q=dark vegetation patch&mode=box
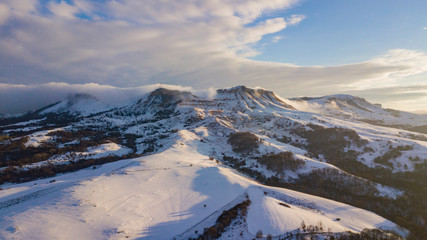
[297,125,367,158]
[334,228,403,240]
[396,145,414,151]
[407,125,427,134]
[253,220,401,240]
[0,112,78,129]
[372,145,413,168]
[256,152,305,173]
[193,198,251,240]
[228,132,259,154]
[275,135,291,144]
[373,148,402,167]
[407,132,427,142]
[0,129,112,169]
[278,202,290,208]
[373,145,413,168]
[0,153,140,184]
[0,129,144,185]
[222,155,246,169]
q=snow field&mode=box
[0,130,406,240]
[24,128,64,147]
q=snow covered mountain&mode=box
[216,85,295,111]
[287,94,427,129]
[39,93,112,116]
[1,86,426,239]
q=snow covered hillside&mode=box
[0,131,405,240]
[39,93,113,116]
[286,94,427,129]
[1,85,426,239]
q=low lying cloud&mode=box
[0,82,274,114]
[0,82,221,114]
[1,81,426,114]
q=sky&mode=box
[0,0,427,113]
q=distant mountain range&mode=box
[1,85,426,239]
[287,94,427,130]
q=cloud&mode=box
[3,81,426,114]
[0,4,10,25]
[0,82,219,114]
[286,14,306,26]
[241,17,288,44]
[236,17,291,56]
[0,0,427,113]
[346,49,427,90]
[0,0,305,86]
[271,36,282,43]
[49,1,80,19]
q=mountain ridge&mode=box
[287,93,427,129]
[1,85,426,239]
[2,86,426,129]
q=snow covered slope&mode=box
[287,94,427,127]
[0,130,405,240]
[40,93,112,116]
[216,85,295,111]
[2,85,426,239]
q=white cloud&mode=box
[286,14,306,26]
[0,0,305,87]
[0,82,171,113]
[0,82,218,113]
[0,0,427,113]
[272,35,282,43]
[49,1,80,19]
[241,17,288,44]
[347,49,427,89]
[0,4,10,25]
[7,0,37,13]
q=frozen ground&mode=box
[285,94,427,127]
[22,142,133,170]
[24,128,64,147]
[0,130,406,240]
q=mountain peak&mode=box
[39,93,111,116]
[127,88,198,115]
[288,93,427,126]
[217,85,295,110]
[217,85,270,95]
[149,88,192,98]
[142,88,196,107]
